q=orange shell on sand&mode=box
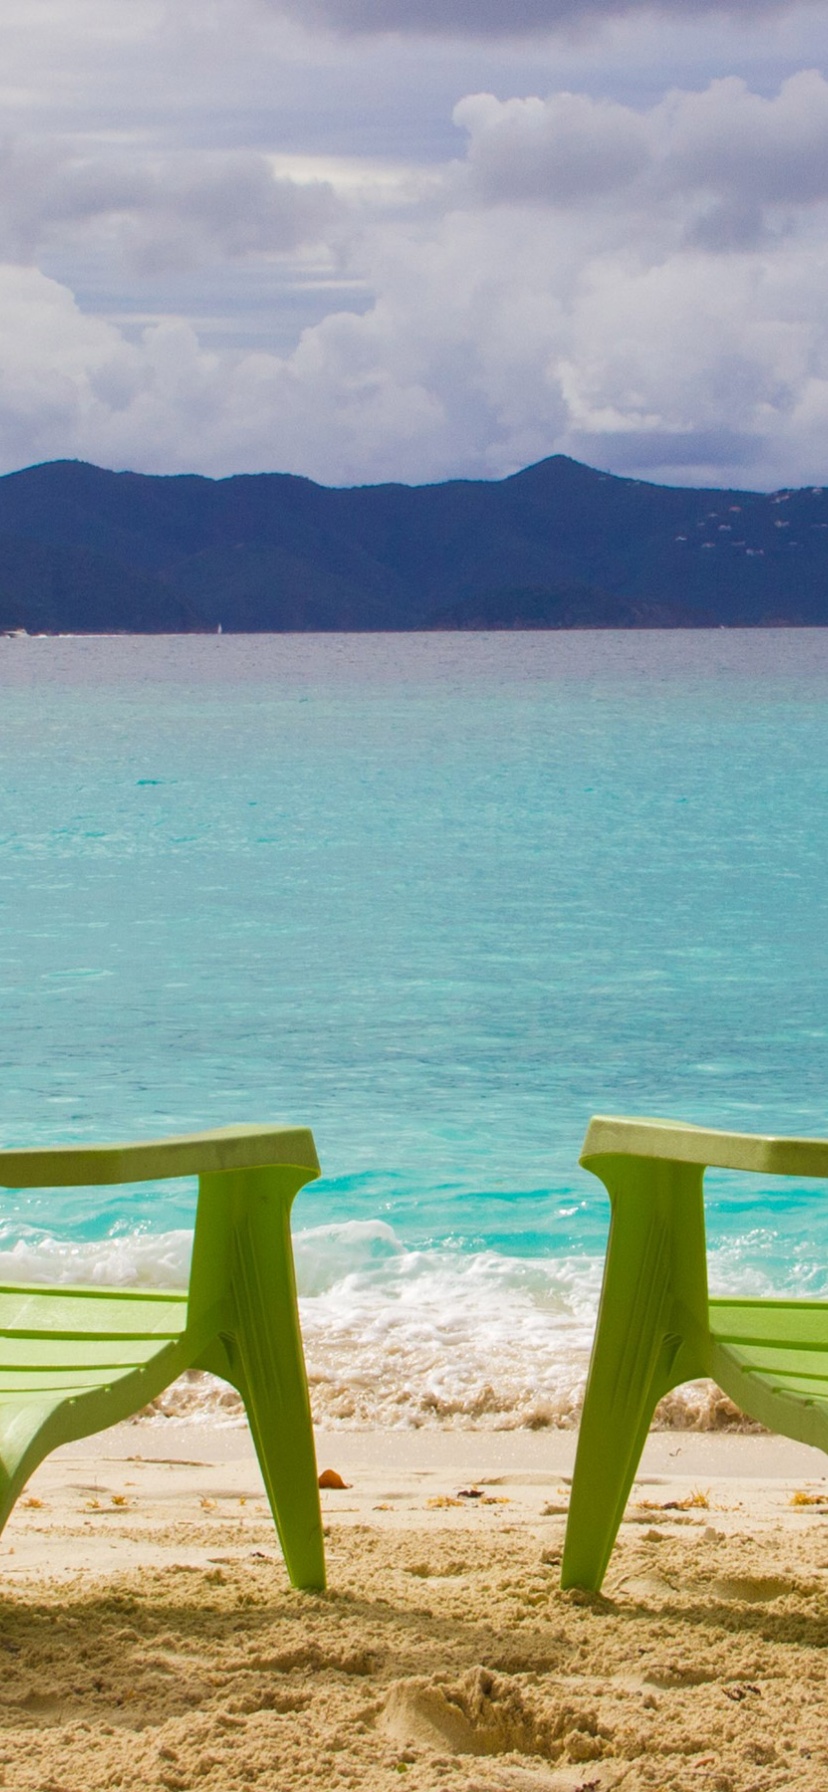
[318,1468,350,1489]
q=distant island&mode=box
[0,454,827,632]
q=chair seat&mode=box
[711,1296,828,1420]
[710,1296,828,1350]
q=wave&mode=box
[0,1228,193,1289]
[0,1216,779,1431]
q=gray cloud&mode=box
[271,0,797,37]
[453,72,828,232]
[454,91,649,204]
[0,142,339,271]
[663,71,828,206]
[568,426,761,471]
[683,197,770,252]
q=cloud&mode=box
[565,426,760,470]
[3,71,828,493]
[454,70,828,225]
[0,266,135,470]
[0,264,451,481]
[0,142,339,271]
[453,91,650,204]
[662,70,828,206]
[269,0,798,38]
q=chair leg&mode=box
[231,1191,325,1591]
[191,1166,325,1591]
[561,1154,709,1593]
[561,1337,678,1592]
[0,1404,52,1540]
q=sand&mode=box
[1,1425,828,1791]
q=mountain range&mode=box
[1,453,827,632]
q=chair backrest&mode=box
[0,1123,321,1311]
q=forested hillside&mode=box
[1,455,826,631]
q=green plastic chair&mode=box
[0,1123,325,1589]
[561,1114,828,1592]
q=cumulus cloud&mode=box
[662,70,828,206]
[270,0,795,39]
[454,70,828,228]
[0,264,451,480]
[453,91,650,204]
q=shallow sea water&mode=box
[1,630,827,1426]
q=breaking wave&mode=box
[0,1216,778,1432]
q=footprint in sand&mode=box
[380,1665,611,1770]
[709,1574,794,1603]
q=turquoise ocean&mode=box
[2,629,828,1428]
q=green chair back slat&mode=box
[0,1288,188,1338]
[562,1115,828,1594]
[0,1368,146,1393]
[0,1125,325,1590]
[0,1335,176,1369]
[759,1378,828,1398]
[709,1298,828,1348]
[725,1342,828,1378]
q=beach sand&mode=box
[1,1424,828,1791]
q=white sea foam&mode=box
[293,1221,603,1428]
[0,1229,192,1289]
[0,1217,776,1431]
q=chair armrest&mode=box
[581,1114,828,1180]
[0,1124,320,1189]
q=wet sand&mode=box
[1,1422,827,1790]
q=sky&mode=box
[2,0,828,489]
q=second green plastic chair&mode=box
[562,1114,828,1592]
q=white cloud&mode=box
[3,71,828,490]
[0,264,450,480]
[453,69,828,223]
